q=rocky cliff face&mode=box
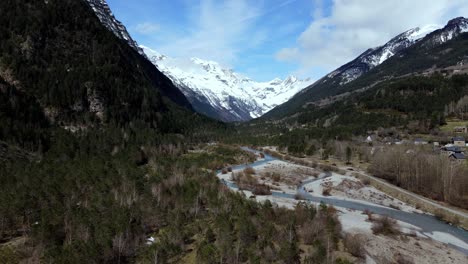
[85,0,144,55]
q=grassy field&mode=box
[440,120,468,133]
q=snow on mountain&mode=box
[142,46,313,122]
[85,0,145,55]
[422,17,468,46]
[84,0,312,122]
[331,24,441,85]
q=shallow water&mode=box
[220,147,468,254]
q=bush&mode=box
[371,216,400,236]
[343,234,365,258]
[294,193,307,200]
[336,258,353,264]
[271,173,281,182]
[395,253,414,264]
[243,167,256,175]
[363,209,373,221]
[362,178,371,185]
[0,246,18,264]
[322,188,331,196]
[196,241,218,263]
[252,184,271,195]
[447,215,460,226]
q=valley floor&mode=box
[217,149,468,263]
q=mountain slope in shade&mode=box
[264,18,468,120]
[324,25,441,87]
[0,0,193,136]
[142,46,313,122]
[85,0,145,55]
[422,17,468,46]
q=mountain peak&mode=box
[321,22,445,86]
[421,16,468,47]
[447,17,467,27]
[270,78,283,84]
[190,57,220,66]
[85,0,145,56]
[141,48,313,122]
[404,24,441,42]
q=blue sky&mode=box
[107,0,468,82]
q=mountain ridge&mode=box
[264,17,468,120]
[83,0,313,122]
[85,0,145,55]
[142,46,314,122]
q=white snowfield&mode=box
[142,45,314,120]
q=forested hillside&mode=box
[0,0,192,134]
[265,27,468,120]
[234,74,468,150]
[0,1,347,263]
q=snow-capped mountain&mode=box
[313,18,468,90]
[142,46,313,122]
[327,25,441,85]
[266,17,468,120]
[85,0,312,122]
[85,0,145,55]
[422,17,468,47]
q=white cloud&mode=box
[276,0,468,78]
[153,0,261,64]
[150,0,300,66]
[135,22,160,35]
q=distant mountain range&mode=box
[142,46,313,122]
[84,0,468,125]
[85,0,312,122]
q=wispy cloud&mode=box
[276,0,468,79]
[135,22,160,35]
[145,0,303,66]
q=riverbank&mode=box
[261,146,468,230]
[216,147,468,261]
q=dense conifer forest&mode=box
[0,0,345,263]
[1,0,468,263]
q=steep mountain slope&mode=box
[328,25,440,86]
[85,0,145,55]
[143,46,313,122]
[0,0,199,152]
[264,17,468,120]
[0,2,341,263]
[83,0,312,122]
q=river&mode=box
[219,147,468,255]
